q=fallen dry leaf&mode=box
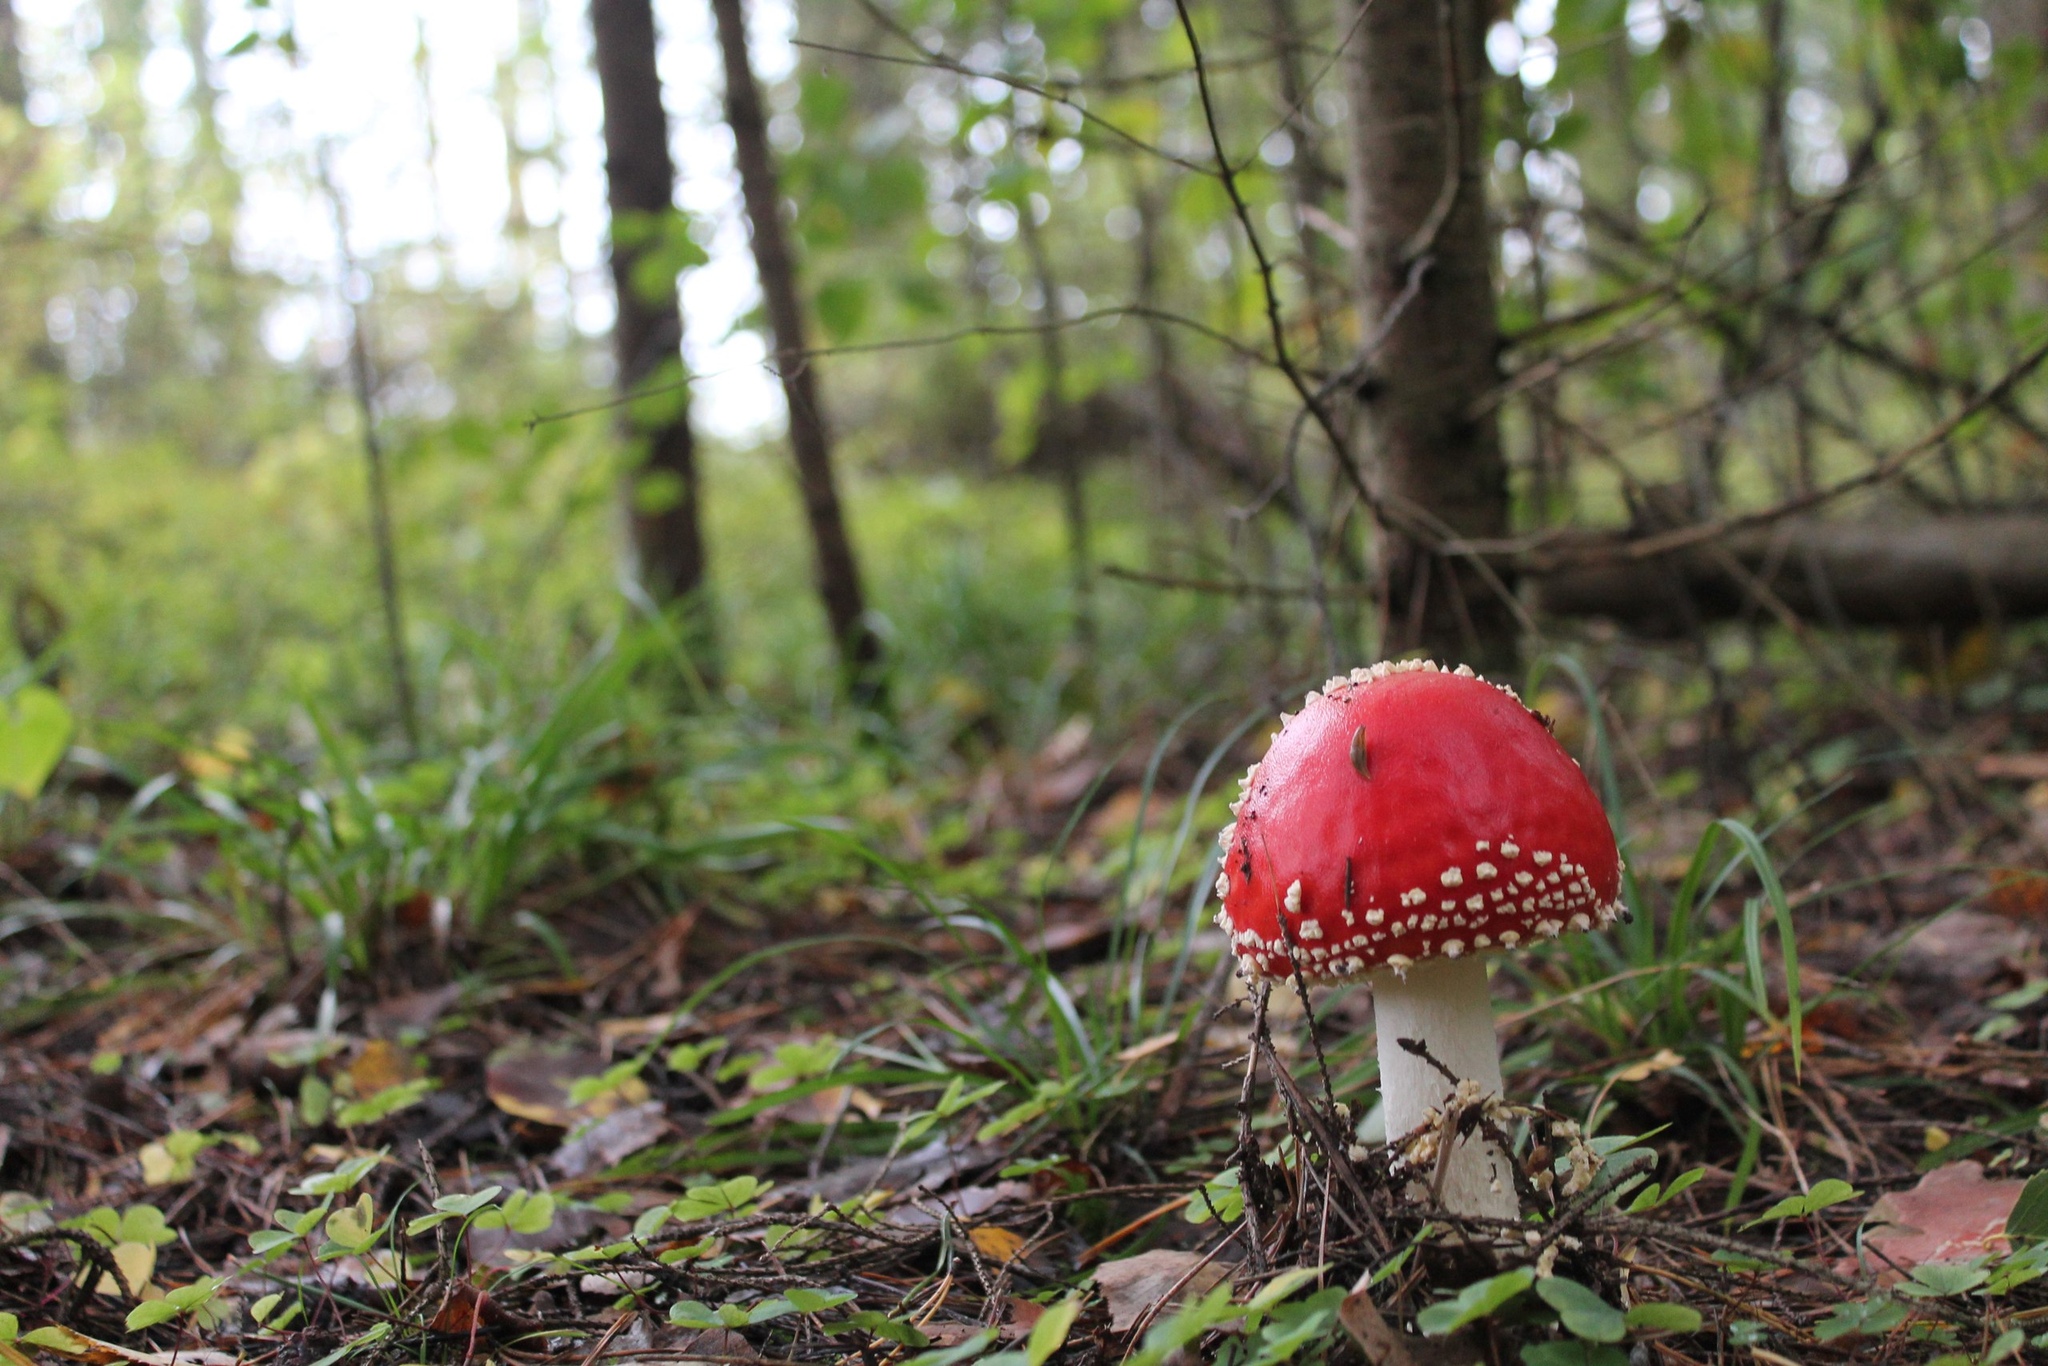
[365,984,462,1038]
[1092,1248,1231,1333]
[1898,911,2033,987]
[347,1039,417,1096]
[1987,867,2048,921]
[1860,1160,2026,1276]
[548,1100,668,1179]
[969,1225,1027,1263]
[485,1040,646,1128]
[1338,1284,1417,1366]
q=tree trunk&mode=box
[710,0,885,705]
[1337,0,1516,672]
[0,0,26,110]
[1530,516,2048,631]
[590,0,711,635]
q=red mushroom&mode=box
[1213,660,1624,1220]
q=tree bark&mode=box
[1337,0,1517,672]
[1530,516,2048,631]
[710,0,885,704]
[590,0,711,631]
[0,0,26,110]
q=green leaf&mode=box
[784,1288,855,1314]
[1416,1268,1534,1337]
[248,1229,296,1255]
[293,1152,383,1195]
[126,1301,182,1331]
[1025,1295,1082,1366]
[334,1077,434,1127]
[1626,1167,1705,1213]
[2006,1172,2048,1241]
[1898,1260,1990,1298]
[665,1037,726,1073]
[475,1189,555,1235]
[1987,1327,2026,1363]
[0,1312,15,1343]
[1622,1303,1701,1334]
[836,1311,929,1347]
[1536,1278,1626,1344]
[815,278,870,343]
[0,686,74,799]
[1183,1167,1243,1224]
[901,1328,999,1366]
[1741,1178,1861,1228]
[1813,1296,1906,1341]
[249,1294,283,1326]
[668,1301,721,1329]
[1520,1344,1630,1366]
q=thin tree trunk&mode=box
[1337,0,1517,671]
[710,0,885,704]
[591,0,712,643]
[1018,206,1096,664]
[0,0,28,109]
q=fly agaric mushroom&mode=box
[1212,660,1624,1221]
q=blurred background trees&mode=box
[4,0,2048,769]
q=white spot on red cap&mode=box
[1441,868,1465,888]
[1476,862,1498,879]
[1499,841,1520,858]
[1443,939,1465,957]
[1284,880,1303,915]
[1533,851,1553,866]
[1402,888,1426,906]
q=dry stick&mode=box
[316,145,419,755]
[1173,0,1374,525]
[1257,1030,1389,1250]
[524,304,1270,430]
[841,0,1214,177]
[1234,984,1273,1273]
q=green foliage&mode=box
[1415,1269,1535,1337]
[0,685,72,800]
[1535,1278,1625,1344]
[1740,1178,1860,1229]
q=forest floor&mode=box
[3,658,2047,1366]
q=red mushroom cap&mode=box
[1213,661,1624,982]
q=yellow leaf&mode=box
[1924,1126,1951,1152]
[1613,1048,1684,1084]
[97,1242,155,1298]
[346,1040,415,1097]
[969,1226,1027,1264]
[1115,1031,1179,1064]
[137,1145,182,1187]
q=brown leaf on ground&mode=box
[1897,911,2033,987]
[1338,1286,1417,1366]
[548,1100,668,1178]
[1092,1248,1231,1333]
[365,984,462,1038]
[485,1039,645,1127]
[1859,1160,2026,1277]
[1987,867,2048,921]
[347,1038,417,1096]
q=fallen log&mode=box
[1529,515,2048,632]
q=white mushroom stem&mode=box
[1371,954,1519,1222]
